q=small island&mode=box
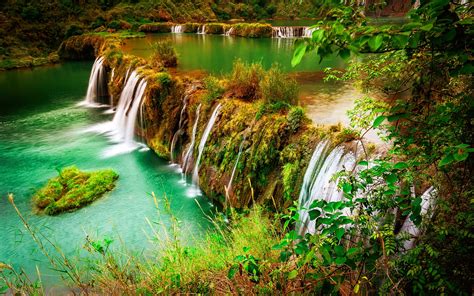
[33,166,118,215]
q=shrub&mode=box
[138,22,172,33]
[227,60,264,101]
[287,106,304,132]
[205,23,226,34]
[64,24,83,38]
[33,166,118,215]
[232,23,273,38]
[260,65,298,105]
[107,20,122,30]
[204,76,225,103]
[151,41,177,68]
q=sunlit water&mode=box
[0,62,212,286]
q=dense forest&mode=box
[0,0,472,295]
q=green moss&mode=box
[33,166,118,215]
[149,137,170,159]
[231,23,272,38]
[138,22,172,33]
[282,162,299,200]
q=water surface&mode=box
[0,62,211,286]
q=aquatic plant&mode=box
[33,166,118,215]
[260,64,298,106]
[226,60,264,101]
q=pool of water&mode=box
[0,62,212,286]
[123,33,362,125]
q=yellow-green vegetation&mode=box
[231,23,273,38]
[138,22,172,33]
[33,166,118,215]
[150,41,178,68]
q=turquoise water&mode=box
[0,62,212,285]
[123,33,346,75]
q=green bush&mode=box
[260,65,298,105]
[204,76,225,103]
[151,41,178,68]
[287,106,304,132]
[64,24,83,38]
[33,166,118,215]
[227,60,264,101]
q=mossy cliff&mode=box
[61,34,360,209]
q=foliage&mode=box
[204,75,225,103]
[289,1,473,294]
[286,106,304,132]
[227,60,264,100]
[150,40,177,68]
[260,64,298,106]
[33,166,118,215]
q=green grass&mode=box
[33,166,118,215]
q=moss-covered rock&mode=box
[33,166,118,215]
[138,22,173,33]
[231,23,273,38]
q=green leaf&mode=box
[394,162,408,170]
[288,270,298,280]
[420,22,433,31]
[312,30,325,43]
[386,173,398,185]
[372,115,386,128]
[292,42,307,67]
[309,209,321,220]
[342,183,352,194]
[358,160,369,166]
[335,245,345,257]
[335,256,347,265]
[438,154,454,167]
[339,48,351,60]
[393,34,409,48]
[368,35,383,51]
[335,228,345,241]
[228,265,238,279]
[346,247,359,257]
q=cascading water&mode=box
[192,103,222,186]
[225,27,235,36]
[170,90,193,163]
[297,142,356,235]
[182,104,201,174]
[272,26,314,38]
[171,25,184,33]
[84,56,108,105]
[197,25,207,34]
[226,135,246,197]
[399,187,436,249]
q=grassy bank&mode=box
[33,166,118,215]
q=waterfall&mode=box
[225,27,235,36]
[110,71,148,144]
[182,104,201,174]
[297,142,356,235]
[400,187,436,249]
[170,90,192,163]
[171,25,184,33]
[226,135,246,195]
[85,56,108,105]
[272,26,313,38]
[197,25,207,34]
[192,103,222,185]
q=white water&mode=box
[225,27,235,36]
[84,56,107,105]
[192,103,222,185]
[272,26,315,38]
[86,70,148,157]
[400,187,436,249]
[170,92,190,163]
[197,25,207,34]
[226,135,246,196]
[297,142,356,235]
[182,104,201,174]
[171,25,184,33]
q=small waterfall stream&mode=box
[226,135,246,196]
[225,27,235,36]
[171,25,184,33]
[171,86,197,163]
[297,142,356,235]
[85,56,108,105]
[182,104,201,174]
[272,26,315,38]
[192,103,222,185]
[197,25,207,34]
